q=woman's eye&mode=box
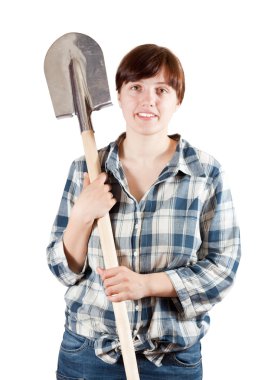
[130,85,141,91]
[157,88,168,95]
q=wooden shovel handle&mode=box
[81,130,140,380]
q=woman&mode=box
[47,44,241,380]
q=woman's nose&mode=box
[140,89,155,107]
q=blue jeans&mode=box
[56,328,202,380]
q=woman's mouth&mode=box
[136,112,158,120]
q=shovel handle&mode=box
[81,130,140,380]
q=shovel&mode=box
[44,32,140,380]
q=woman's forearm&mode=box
[63,216,94,273]
[143,272,177,298]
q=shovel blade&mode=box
[44,32,112,118]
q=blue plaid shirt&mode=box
[47,133,241,367]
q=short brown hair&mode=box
[115,44,185,104]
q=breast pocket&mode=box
[141,193,202,271]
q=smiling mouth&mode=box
[136,112,158,119]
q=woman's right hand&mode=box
[70,172,117,227]
[63,172,116,273]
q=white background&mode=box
[1,1,267,379]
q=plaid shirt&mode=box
[47,133,241,367]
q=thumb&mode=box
[96,267,105,278]
[82,172,90,189]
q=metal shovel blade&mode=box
[44,32,112,119]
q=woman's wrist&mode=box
[70,204,95,230]
[142,272,177,298]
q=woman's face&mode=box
[117,68,179,137]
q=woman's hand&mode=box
[97,266,177,301]
[71,172,117,227]
[62,172,116,273]
[97,266,147,302]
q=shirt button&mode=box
[135,305,139,311]
[133,251,137,257]
[133,329,138,335]
[134,224,139,229]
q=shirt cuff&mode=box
[165,269,197,319]
[51,238,88,285]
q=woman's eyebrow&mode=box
[154,81,170,85]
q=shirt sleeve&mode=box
[46,160,88,286]
[166,169,241,319]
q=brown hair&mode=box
[115,44,185,104]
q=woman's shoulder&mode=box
[180,138,223,179]
[71,140,115,172]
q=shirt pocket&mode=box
[140,207,201,271]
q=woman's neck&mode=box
[119,130,175,163]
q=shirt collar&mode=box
[104,133,123,174]
[168,134,207,178]
[105,132,206,179]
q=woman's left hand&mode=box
[97,266,147,302]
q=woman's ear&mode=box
[175,102,180,111]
